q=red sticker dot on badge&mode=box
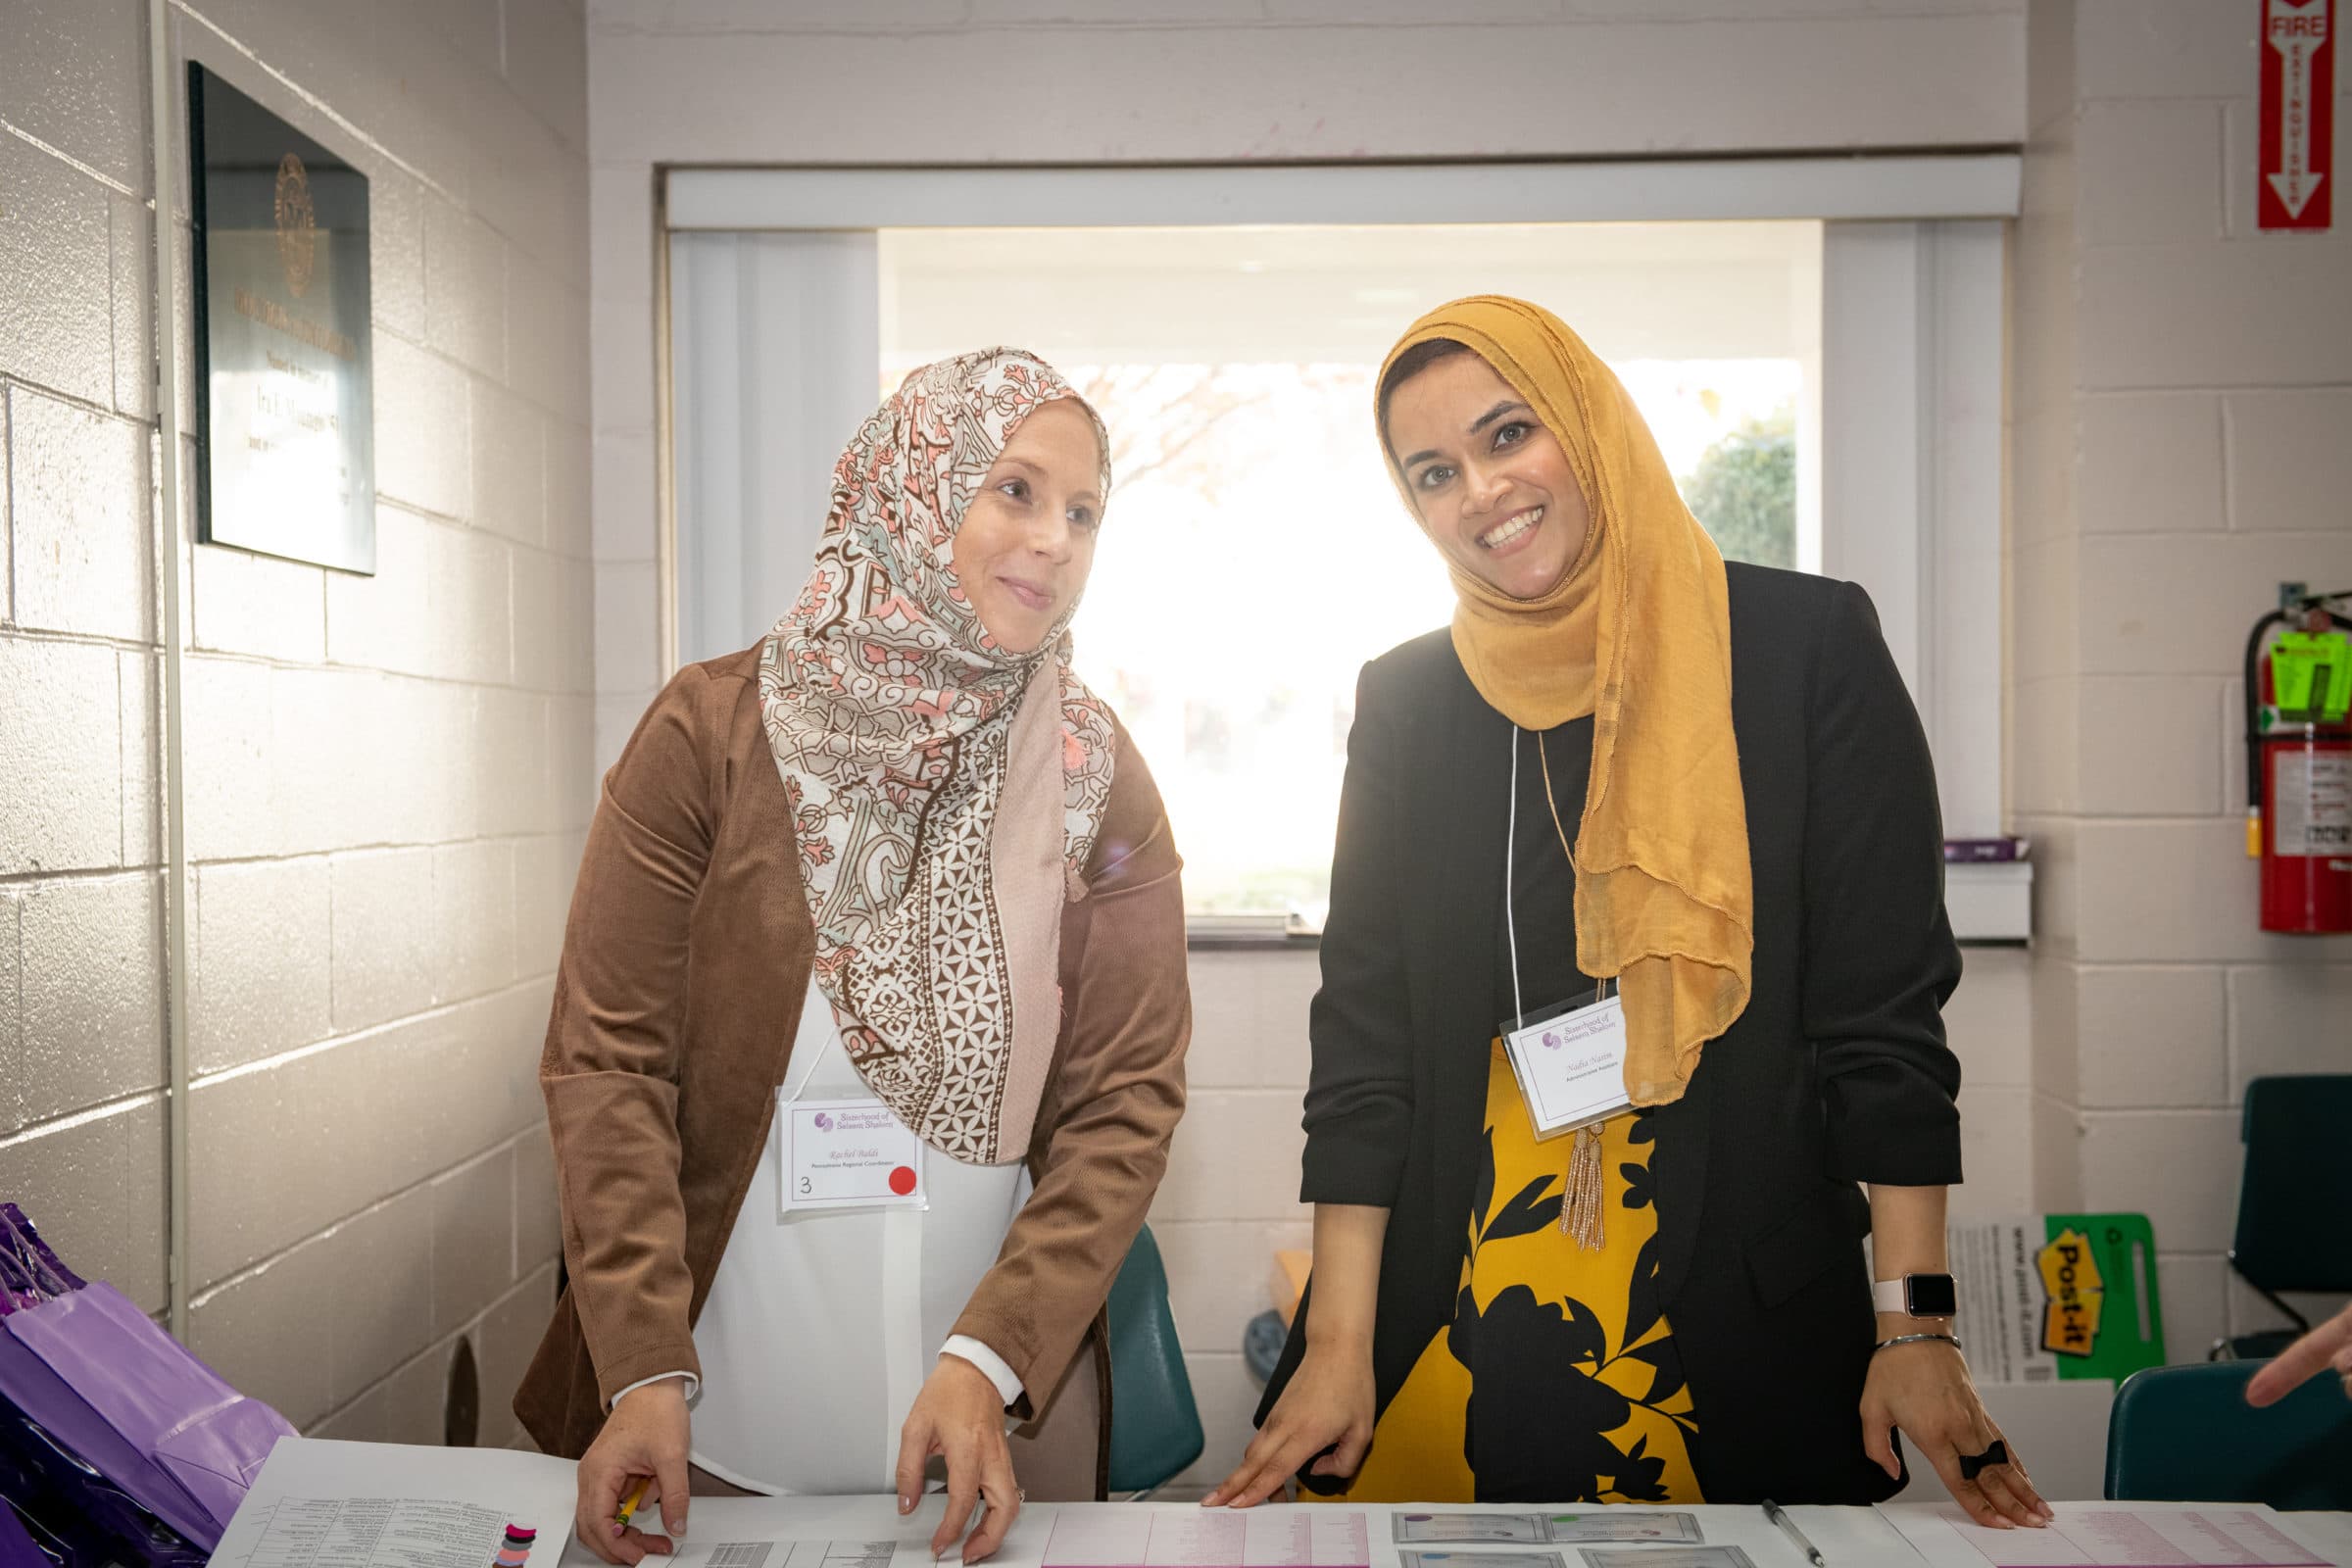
[889,1165,917,1196]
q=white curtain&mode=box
[669,231,879,666]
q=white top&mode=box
[675,978,1033,1494]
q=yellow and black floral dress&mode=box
[1332,1068,1701,1504]
[1333,716,1702,1506]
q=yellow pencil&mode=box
[614,1478,651,1531]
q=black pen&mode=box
[1761,1498,1826,1567]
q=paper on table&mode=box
[1394,1514,1550,1544]
[1043,1507,1371,1568]
[662,1541,901,1568]
[1544,1513,1704,1544]
[1398,1551,1564,1568]
[209,1439,576,1568]
[1574,1550,1753,1568]
[1878,1501,2334,1568]
[1390,1512,1702,1545]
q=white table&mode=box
[553,1495,2352,1568]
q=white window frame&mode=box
[661,156,2023,932]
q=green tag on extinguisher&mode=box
[2271,630,2352,723]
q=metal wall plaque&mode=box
[188,64,374,573]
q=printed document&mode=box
[1879,1501,2333,1568]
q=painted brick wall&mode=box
[0,0,591,1448]
[2015,0,2352,1366]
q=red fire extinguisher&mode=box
[2244,592,2352,934]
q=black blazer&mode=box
[1258,564,1965,1505]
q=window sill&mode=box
[1187,862,2035,951]
[1186,912,1321,952]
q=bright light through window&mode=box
[881,223,1821,925]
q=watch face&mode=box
[1908,1274,1959,1317]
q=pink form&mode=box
[1041,1510,1371,1568]
[1959,1507,2327,1568]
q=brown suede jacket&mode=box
[514,645,1190,1461]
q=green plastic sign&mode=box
[2272,630,2352,723]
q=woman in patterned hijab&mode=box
[759,350,1122,1167]
[528,350,1191,1567]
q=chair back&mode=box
[2232,1075,2352,1294]
[2106,1360,2352,1510]
[1105,1225,1204,1496]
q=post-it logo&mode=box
[2035,1227,2105,1357]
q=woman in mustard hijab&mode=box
[1210,298,2049,1526]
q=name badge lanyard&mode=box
[1503,725,1625,1250]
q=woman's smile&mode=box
[1475,504,1546,555]
[998,573,1053,612]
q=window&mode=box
[664,158,2015,932]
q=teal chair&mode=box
[2213,1075,2352,1360]
[1105,1225,1204,1497]
[2106,1359,2352,1510]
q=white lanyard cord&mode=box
[1506,725,1525,1027]
[784,991,838,1106]
[1505,725,1614,1018]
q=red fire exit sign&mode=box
[2260,0,2335,230]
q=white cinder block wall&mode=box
[2015,0,2352,1366]
[586,0,2039,1490]
[0,0,592,1447]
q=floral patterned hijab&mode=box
[758,349,1117,1164]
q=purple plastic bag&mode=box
[0,1206,80,1319]
[0,1332,217,1547]
[4,1282,292,1541]
[0,1395,208,1567]
[0,1502,40,1568]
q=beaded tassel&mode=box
[1562,1124,1605,1250]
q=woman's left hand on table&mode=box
[1861,1333,2053,1529]
[898,1354,1021,1565]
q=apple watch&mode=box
[1873,1273,1958,1317]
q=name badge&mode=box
[779,1095,926,1213]
[1500,990,1633,1140]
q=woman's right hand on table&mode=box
[1202,1342,1376,1508]
[576,1377,691,1564]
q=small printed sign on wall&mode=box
[2259,0,2335,231]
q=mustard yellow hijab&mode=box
[1379,296,1752,1106]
